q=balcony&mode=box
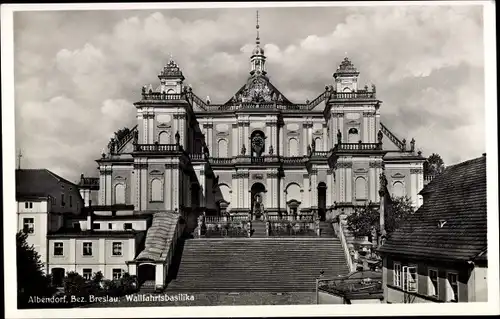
[134,143,182,154]
[141,92,184,101]
[328,90,376,100]
[333,142,382,152]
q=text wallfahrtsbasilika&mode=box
[126,293,195,302]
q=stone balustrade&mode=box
[134,143,181,153]
[333,142,382,152]
[141,92,184,100]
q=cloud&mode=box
[14,5,485,180]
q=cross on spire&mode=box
[256,10,260,45]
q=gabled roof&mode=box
[378,155,487,262]
[16,169,78,199]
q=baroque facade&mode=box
[95,26,426,223]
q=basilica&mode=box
[94,25,425,222]
[44,17,427,292]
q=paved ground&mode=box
[81,291,317,307]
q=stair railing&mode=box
[337,220,355,272]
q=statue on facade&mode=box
[108,138,116,154]
[175,131,180,145]
[311,139,316,152]
[402,138,407,151]
[269,145,274,155]
[379,172,388,193]
[377,130,383,144]
[241,144,247,155]
[307,145,312,156]
[337,129,342,145]
[142,85,147,94]
[410,138,415,152]
[371,84,376,92]
[203,145,209,159]
[253,194,263,219]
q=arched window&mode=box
[343,87,352,92]
[159,131,170,144]
[289,138,299,156]
[218,139,228,157]
[355,177,367,200]
[348,127,360,143]
[314,137,322,151]
[151,178,163,202]
[286,183,301,203]
[114,184,126,204]
[393,181,405,198]
[251,130,265,157]
[166,89,175,94]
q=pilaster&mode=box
[303,173,310,207]
[326,169,333,207]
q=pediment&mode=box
[391,172,405,179]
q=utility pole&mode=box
[17,149,23,170]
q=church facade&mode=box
[95,27,426,225]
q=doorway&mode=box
[251,182,266,220]
[317,182,327,221]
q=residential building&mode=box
[16,169,83,272]
[378,155,487,303]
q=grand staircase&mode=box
[166,237,350,292]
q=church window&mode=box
[314,137,322,151]
[392,181,405,198]
[114,184,125,204]
[251,131,265,157]
[217,139,228,157]
[355,177,367,200]
[151,178,163,202]
[159,131,170,144]
[348,127,360,143]
[289,138,299,156]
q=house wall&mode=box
[384,256,474,303]
[47,237,136,280]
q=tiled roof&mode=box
[16,169,78,199]
[135,211,180,262]
[378,155,487,262]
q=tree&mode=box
[346,196,415,238]
[424,153,445,177]
[16,231,54,308]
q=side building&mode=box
[16,169,84,272]
[378,154,487,303]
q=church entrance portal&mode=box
[251,183,266,220]
[318,182,327,221]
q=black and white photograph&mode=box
[2,1,498,318]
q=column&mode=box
[131,167,137,209]
[311,169,318,208]
[303,173,310,207]
[173,166,179,210]
[339,164,345,202]
[179,114,185,148]
[149,114,155,144]
[232,124,238,157]
[369,164,377,202]
[99,170,105,205]
[322,123,328,151]
[238,174,244,208]
[199,169,205,209]
[363,113,369,143]
[238,123,243,155]
[143,114,149,144]
[271,124,277,152]
[173,116,178,144]
[141,164,148,209]
[308,124,313,147]
[243,175,249,209]
[375,165,382,199]
[208,123,213,154]
[266,125,271,150]
[331,115,338,147]
[302,124,308,155]
[375,111,381,137]
[244,123,250,152]
[266,173,273,209]
[105,168,112,206]
[370,114,376,143]
[231,172,238,208]
[278,125,283,156]
[338,114,344,142]
[326,170,333,207]
[280,177,285,209]
[273,177,278,208]
[345,163,352,203]
[166,165,172,210]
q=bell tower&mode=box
[333,56,360,93]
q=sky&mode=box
[13,4,486,182]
